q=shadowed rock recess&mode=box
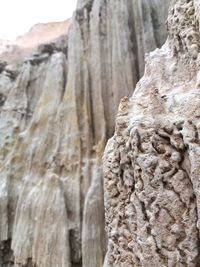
[0,0,169,266]
[103,0,200,266]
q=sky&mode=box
[0,0,77,40]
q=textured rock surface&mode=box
[0,19,71,65]
[0,0,169,266]
[104,0,200,266]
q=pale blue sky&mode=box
[0,0,77,40]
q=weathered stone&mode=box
[37,43,55,55]
[0,20,71,65]
[0,0,169,266]
[0,61,7,73]
[4,65,18,80]
[24,53,50,65]
[104,0,200,266]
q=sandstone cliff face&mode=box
[0,0,169,266]
[104,0,200,266]
[0,19,71,65]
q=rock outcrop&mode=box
[104,0,200,266]
[0,0,169,266]
[0,19,71,65]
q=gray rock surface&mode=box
[104,0,200,266]
[0,0,169,266]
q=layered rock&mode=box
[104,0,200,266]
[0,19,71,65]
[0,0,169,266]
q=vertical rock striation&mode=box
[104,0,200,266]
[0,0,169,266]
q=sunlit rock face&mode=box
[0,0,169,266]
[0,19,71,65]
[104,0,200,266]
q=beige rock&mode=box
[0,0,169,266]
[104,0,200,266]
[0,19,71,65]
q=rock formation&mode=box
[0,19,71,65]
[104,0,200,266]
[0,0,169,266]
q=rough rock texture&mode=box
[104,0,200,266]
[0,0,169,267]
